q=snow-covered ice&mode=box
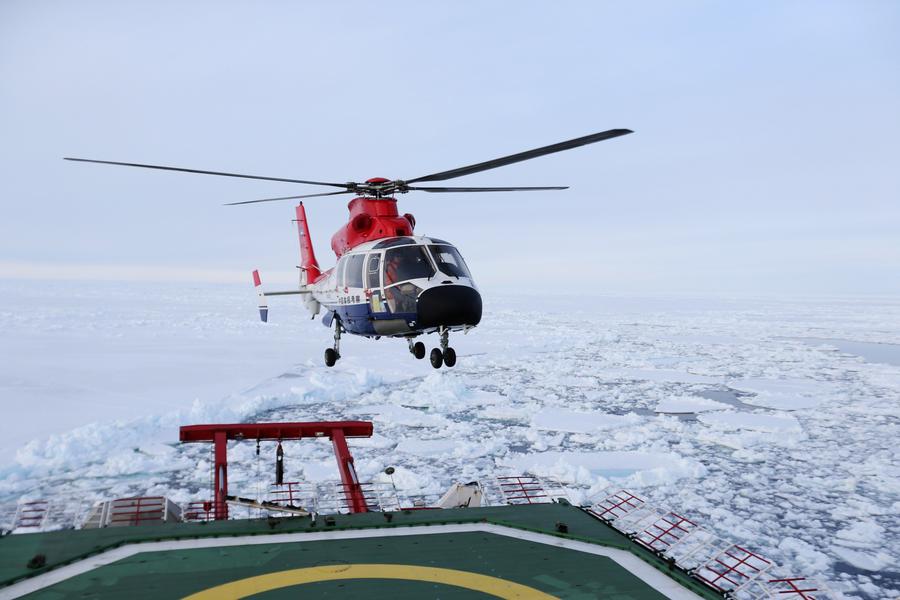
[532,408,643,432]
[728,377,829,410]
[655,394,732,413]
[1,281,899,599]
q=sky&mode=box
[1,1,898,296]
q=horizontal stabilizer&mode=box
[252,270,311,322]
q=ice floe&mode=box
[728,377,830,410]
[654,394,731,413]
[531,409,642,433]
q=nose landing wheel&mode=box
[443,347,457,367]
[429,328,457,369]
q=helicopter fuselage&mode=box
[310,234,482,339]
[282,196,482,340]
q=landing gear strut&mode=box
[325,318,341,367]
[430,328,457,369]
[408,338,426,360]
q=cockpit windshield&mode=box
[428,245,471,279]
[383,245,435,285]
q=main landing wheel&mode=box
[430,348,443,369]
[443,347,457,368]
[324,348,338,367]
[413,341,426,360]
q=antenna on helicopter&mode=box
[64,128,633,204]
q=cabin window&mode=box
[335,256,347,287]
[428,245,471,279]
[345,254,365,288]
[383,245,435,284]
[366,253,381,289]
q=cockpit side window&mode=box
[383,246,435,285]
[366,253,381,289]
[345,254,365,288]
[428,245,471,279]
[335,256,347,287]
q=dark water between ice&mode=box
[648,389,756,421]
[793,337,900,367]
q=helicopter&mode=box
[65,128,632,368]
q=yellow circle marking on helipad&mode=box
[182,563,556,599]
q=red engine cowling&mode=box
[330,197,415,257]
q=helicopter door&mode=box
[366,253,386,313]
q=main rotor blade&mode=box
[64,158,349,188]
[224,190,354,205]
[406,129,632,183]
[408,186,568,193]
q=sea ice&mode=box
[654,395,731,413]
[2,282,898,599]
[531,409,642,433]
[728,377,829,410]
[697,411,804,433]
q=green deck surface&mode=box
[0,504,721,599]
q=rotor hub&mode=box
[349,177,408,198]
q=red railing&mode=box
[268,482,308,508]
[183,500,214,522]
[589,490,644,520]
[767,577,822,599]
[695,544,772,592]
[635,512,697,553]
[14,500,49,528]
[333,483,381,511]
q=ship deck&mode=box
[0,503,721,599]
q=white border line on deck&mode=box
[0,523,703,599]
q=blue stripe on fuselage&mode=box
[333,302,416,336]
[335,303,375,335]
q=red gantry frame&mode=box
[179,421,374,519]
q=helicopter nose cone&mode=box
[416,285,482,329]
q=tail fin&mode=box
[295,203,321,284]
[252,269,268,322]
